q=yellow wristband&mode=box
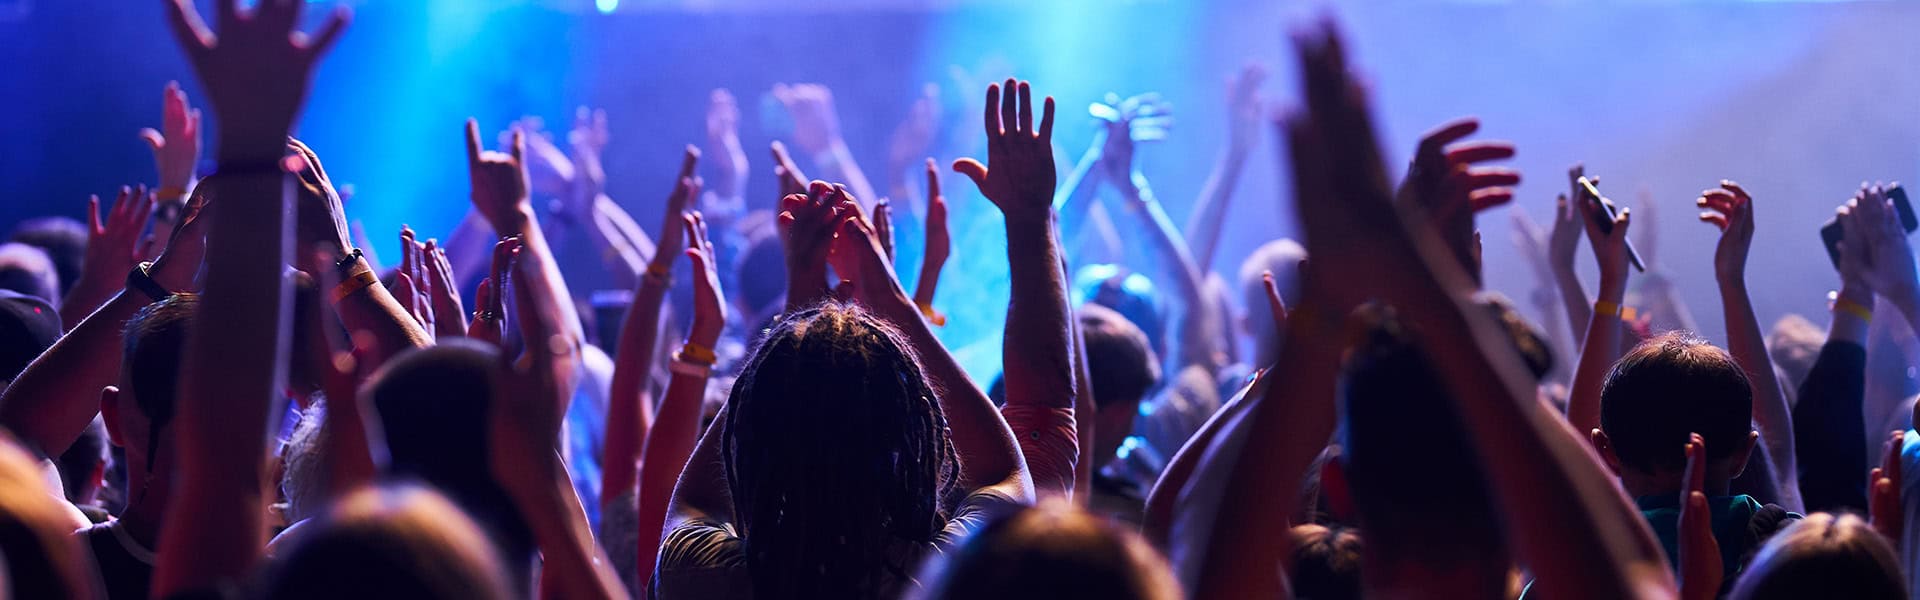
[918,302,947,327]
[1594,299,1623,318]
[677,342,716,366]
[1835,296,1874,322]
[329,269,379,304]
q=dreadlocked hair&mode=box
[722,300,960,599]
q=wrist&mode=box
[1596,275,1628,303]
[1837,283,1875,310]
[491,207,536,236]
[216,135,289,168]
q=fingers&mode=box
[1262,271,1287,328]
[140,128,166,152]
[1443,141,1515,164]
[952,158,989,191]
[509,128,526,164]
[1417,117,1480,156]
[925,157,941,200]
[983,82,1002,138]
[999,79,1018,138]
[1016,81,1033,135]
[1467,188,1514,212]
[164,0,213,59]
[465,119,484,166]
[1719,179,1752,202]
[677,144,701,180]
[873,200,896,263]
[1684,432,1707,496]
[87,196,104,235]
[307,6,351,59]
[1038,96,1056,142]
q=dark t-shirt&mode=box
[78,519,155,600]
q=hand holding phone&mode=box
[1578,176,1646,272]
[1822,184,1918,269]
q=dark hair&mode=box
[123,293,198,445]
[9,217,87,295]
[1337,305,1505,572]
[1074,264,1166,361]
[365,341,534,571]
[0,243,58,303]
[1599,332,1752,473]
[1728,513,1905,600]
[1079,303,1160,411]
[260,484,511,600]
[1289,524,1363,600]
[733,214,787,320]
[911,499,1179,600]
[723,301,957,599]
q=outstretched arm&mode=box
[1183,63,1265,271]
[953,79,1078,497]
[1551,170,1593,346]
[1699,181,1801,512]
[775,83,880,208]
[152,0,346,593]
[1791,187,1880,513]
[1566,188,1633,438]
[466,119,583,350]
[63,187,155,325]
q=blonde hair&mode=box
[1728,513,1905,600]
[0,432,98,597]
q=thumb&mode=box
[951,158,989,191]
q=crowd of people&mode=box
[3,1,1920,599]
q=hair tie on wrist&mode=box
[678,342,717,366]
[1835,296,1874,322]
[329,269,379,304]
[918,302,947,327]
[1594,299,1623,318]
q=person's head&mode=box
[911,499,1179,600]
[0,243,59,306]
[0,289,62,388]
[365,340,533,566]
[281,403,329,525]
[100,293,196,497]
[1289,524,1363,600]
[260,483,511,600]
[1079,304,1160,466]
[1073,265,1166,360]
[0,432,100,598]
[1336,304,1509,596]
[1238,239,1305,364]
[1593,332,1757,495]
[55,417,109,507]
[1727,512,1904,600]
[9,216,87,295]
[724,300,956,598]
[1768,314,1822,392]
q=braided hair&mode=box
[722,301,959,599]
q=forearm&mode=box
[332,258,431,368]
[519,457,629,600]
[1182,148,1248,270]
[1052,140,1105,244]
[0,290,145,457]
[322,394,378,502]
[1070,309,1096,502]
[1720,278,1801,510]
[1143,379,1254,549]
[498,211,584,343]
[1532,288,1574,384]
[1791,328,1868,513]
[60,279,123,330]
[1568,274,1626,435]
[156,170,295,596]
[881,293,1028,497]
[1002,219,1077,412]
[1188,326,1337,598]
[634,368,708,596]
[1116,178,1216,370]
[602,276,669,507]
[1554,261,1592,347]
[588,195,653,292]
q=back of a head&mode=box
[1079,304,1161,414]
[365,340,532,561]
[0,433,98,598]
[1768,314,1822,389]
[261,484,512,600]
[1238,239,1305,353]
[1600,332,1753,474]
[1337,306,1506,581]
[122,293,198,439]
[724,300,956,598]
[1728,513,1905,600]
[911,499,1179,600]
[734,215,787,323]
[9,217,86,296]
[0,243,58,305]
[55,417,108,504]
[1073,265,1166,360]
[0,290,62,385]
[1289,524,1363,600]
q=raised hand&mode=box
[567,107,610,217]
[888,83,943,176]
[424,241,465,339]
[706,89,749,201]
[1870,430,1904,549]
[507,116,576,202]
[1678,433,1723,600]
[772,83,845,156]
[650,148,703,275]
[86,186,156,284]
[872,199,897,263]
[1225,63,1267,157]
[953,78,1057,224]
[771,141,809,199]
[828,197,911,312]
[162,0,348,164]
[682,211,727,348]
[138,81,202,200]
[1554,166,1591,269]
[778,181,846,310]
[148,187,210,292]
[465,119,532,233]
[1697,181,1755,284]
[1582,191,1633,296]
[1395,117,1519,282]
[1854,184,1920,310]
[287,138,352,274]
[391,226,435,336]
[468,236,522,347]
[1262,270,1288,337]
[914,158,950,311]
[1092,92,1171,182]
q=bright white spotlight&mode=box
[596,0,617,14]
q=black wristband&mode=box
[333,248,365,276]
[126,262,172,303]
